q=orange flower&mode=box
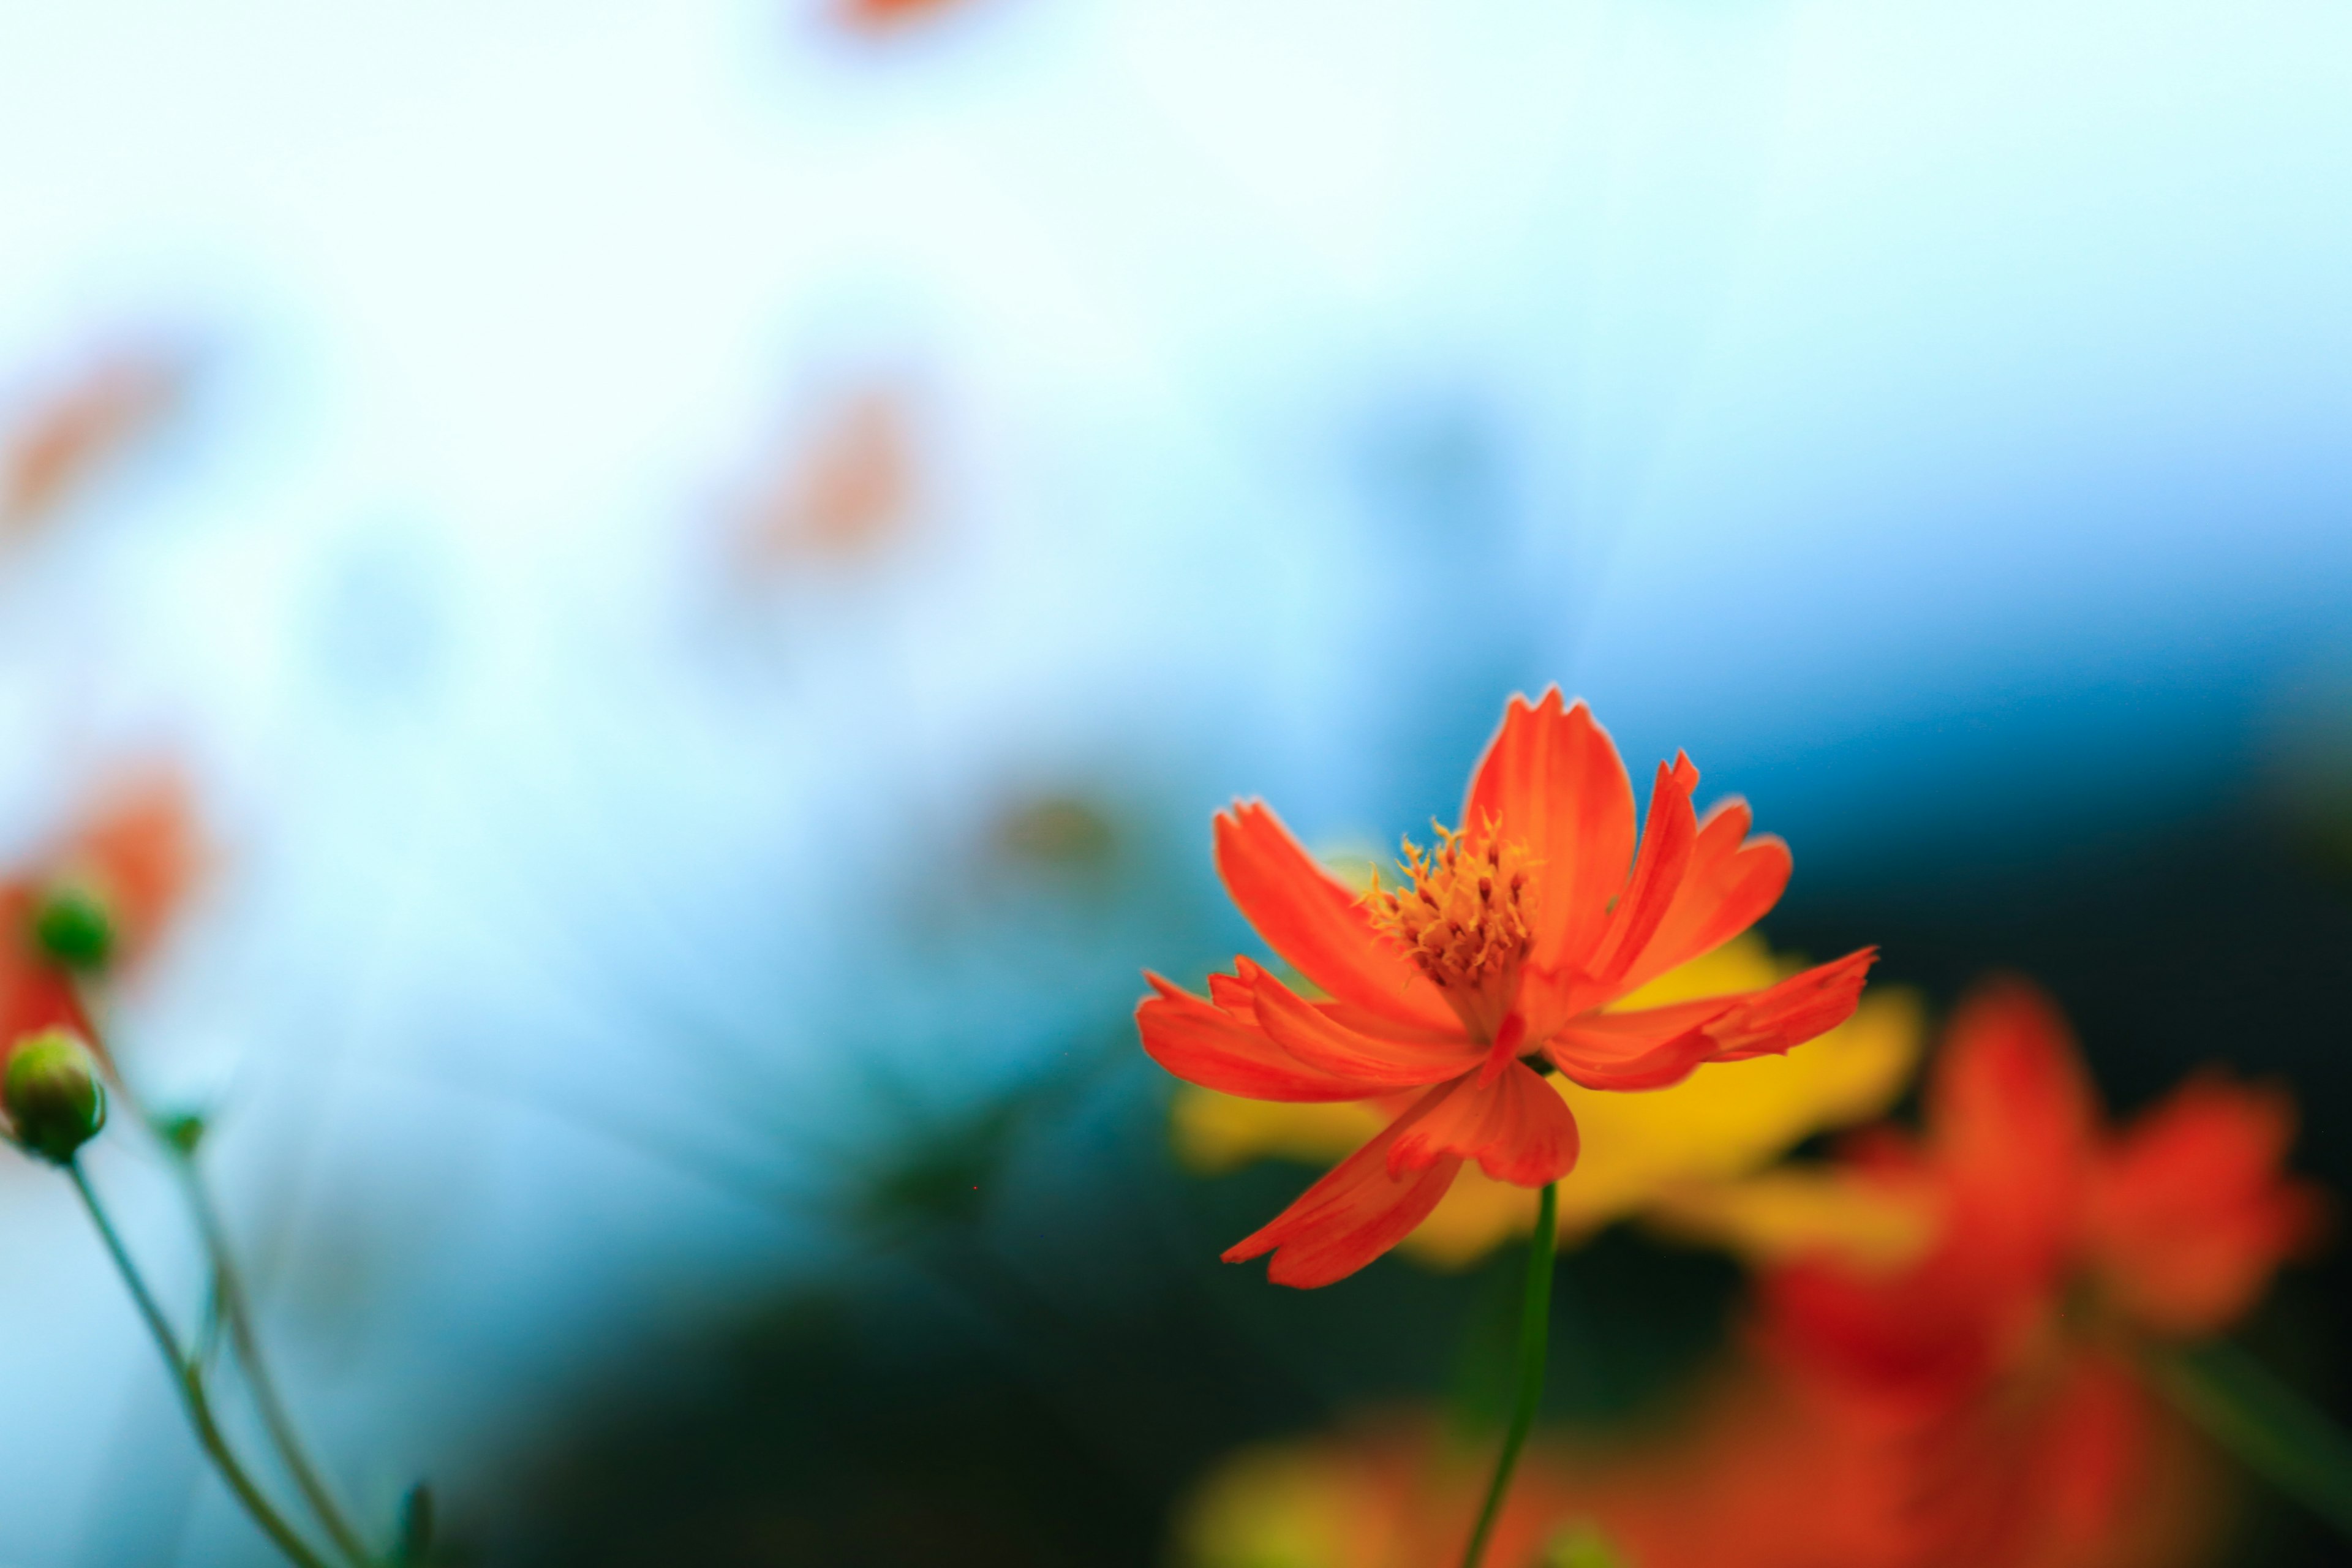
[1741,979,2321,1566]
[2,345,184,539]
[1137,691,1876,1287]
[1553,1353,2223,1568]
[731,384,918,576]
[1761,979,2324,1408]
[0,771,202,1062]
[1174,1370,2223,1568]
[834,0,974,32]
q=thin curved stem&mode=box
[69,972,376,1568]
[173,1156,377,1566]
[1460,1180,1558,1568]
[2152,1338,2352,1541]
[68,1161,339,1568]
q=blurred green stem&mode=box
[68,1161,339,1568]
[169,1150,379,1567]
[1461,1180,1558,1568]
[73,971,379,1568]
[2151,1338,2352,1541]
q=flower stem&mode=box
[68,972,378,1568]
[1460,1180,1558,1568]
[2150,1338,2352,1541]
[172,1153,379,1567]
[67,1161,339,1568]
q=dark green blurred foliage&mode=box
[394,1482,436,1568]
[489,1059,1735,1567]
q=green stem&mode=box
[2150,1338,2352,1540]
[68,1161,339,1568]
[173,1155,378,1567]
[1461,1181,1558,1568]
[71,971,377,1568]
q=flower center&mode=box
[1365,822,1536,1032]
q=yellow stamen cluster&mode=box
[1365,823,1537,995]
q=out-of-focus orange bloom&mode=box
[1564,1354,2222,1568]
[1762,979,2324,1407]
[1137,691,1876,1287]
[833,0,976,33]
[1,347,185,539]
[731,385,917,575]
[1722,979,2321,1566]
[0,771,202,1063]
[1175,1366,2222,1568]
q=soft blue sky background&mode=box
[1,0,2349,1560]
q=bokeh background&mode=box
[2,0,2350,1563]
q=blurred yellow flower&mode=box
[1170,935,1924,1268]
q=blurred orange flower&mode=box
[1137,691,1875,1287]
[1177,1365,2222,1568]
[1760,979,2323,1404]
[0,771,202,1063]
[1,345,185,540]
[1565,1353,2222,1568]
[833,0,975,34]
[731,384,918,576]
[1727,978,2323,1566]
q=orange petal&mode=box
[0,932,96,1054]
[1514,960,1611,1043]
[1546,949,1876,1088]
[1314,1000,1471,1046]
[1136,974,1389,1102]
[1581,755,1701,994]
[2086,1073,2328,1336]
[1223,1088,1466,1287]
[1700,948,1879,1063]
[1243,959,1483,1087]
[1545,996,1735,1090]
[1609,801,1792,997]
[1214,803,1459,1035]
[1387,1062,1580,1186]
[1929,979,2099,1251]
[1462,691,1635,975]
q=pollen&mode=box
[1365,821,1537,995]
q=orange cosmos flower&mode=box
[1761,978,2325,1409]
[1548,1352,2223,1568]
[1738,979,2322,1567]
[1137,691,1876,1287]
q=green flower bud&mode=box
[154,1108,208,1157]
[31,882,115,972]
[4,1029,107,1164]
